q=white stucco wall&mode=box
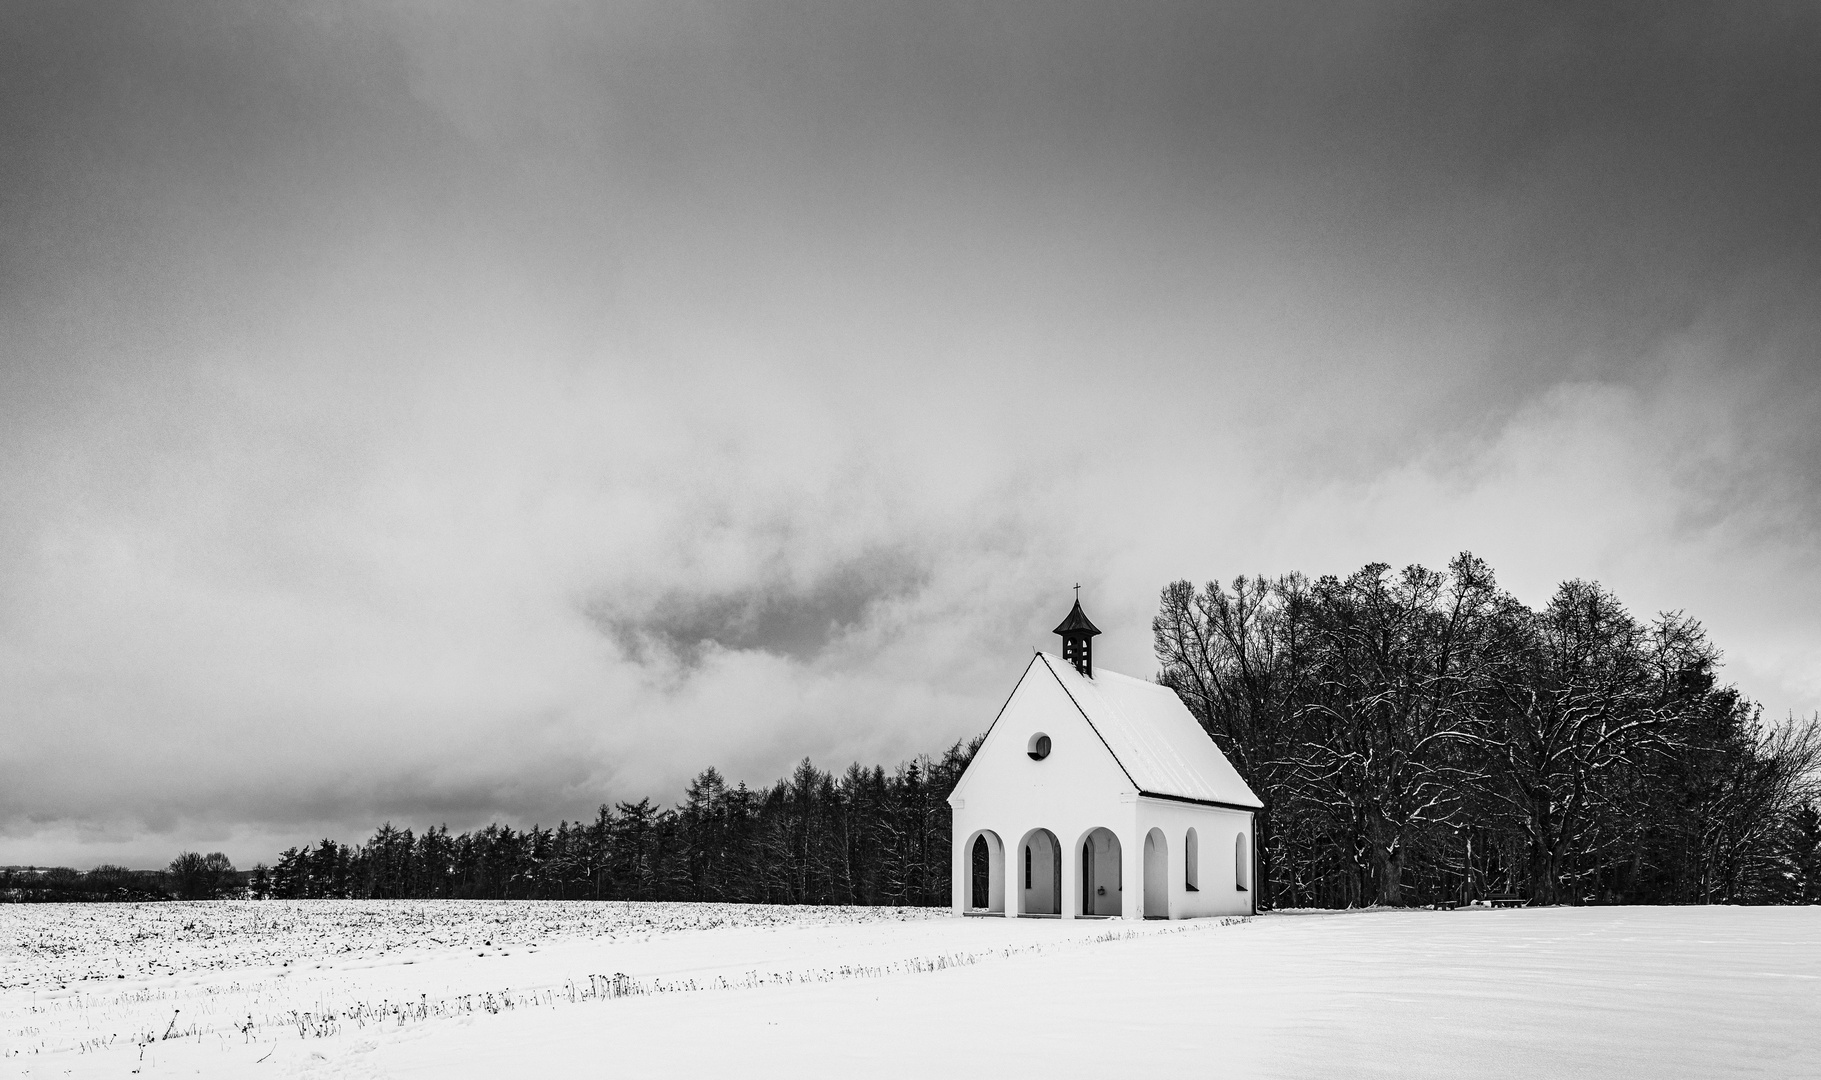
[949,659,1256,920]
[1131,798,1255,918]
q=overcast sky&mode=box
[4,2,1818,868]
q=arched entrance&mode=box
[1078,827,1122,917]
[965,830,1005,914]
[1143,828,1168,918]
[1017,829,1062,915]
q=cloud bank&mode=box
[2,2,1817,866]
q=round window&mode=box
[1027,733,1052,760]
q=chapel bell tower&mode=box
[1052,592,1101,677]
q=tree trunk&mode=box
[1256,803,1277,909]
[1371,815,1406,907]
[1526,796,1562,905]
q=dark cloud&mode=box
[593,549,929,666]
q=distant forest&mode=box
[253,746,980,905]
[1,853,244,903]
[9,555,1818,908]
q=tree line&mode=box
[255,745,977,904]
[1154,554,1821,909]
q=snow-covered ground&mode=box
[4,902,1817,1078]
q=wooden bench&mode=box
[1485,893,1526,908]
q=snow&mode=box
[5,903,1818,1077]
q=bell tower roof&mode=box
[1051,599,1101,638]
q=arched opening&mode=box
[1185,828,1200,891]
[1077,827,1123,917]
[973,836,989,904]
[965,830,1005,914]
[1017,828,1062,915]
[1143,828,1168,918]
[1235,832,1250,892]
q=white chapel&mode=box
[948,599,1262,919]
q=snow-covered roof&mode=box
[1031,652,1263,809]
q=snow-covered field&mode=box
[4,902,1817,1078]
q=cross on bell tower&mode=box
[1052,588,1101,678]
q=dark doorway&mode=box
[1081,840,1094,914]
[972,835,990,909]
